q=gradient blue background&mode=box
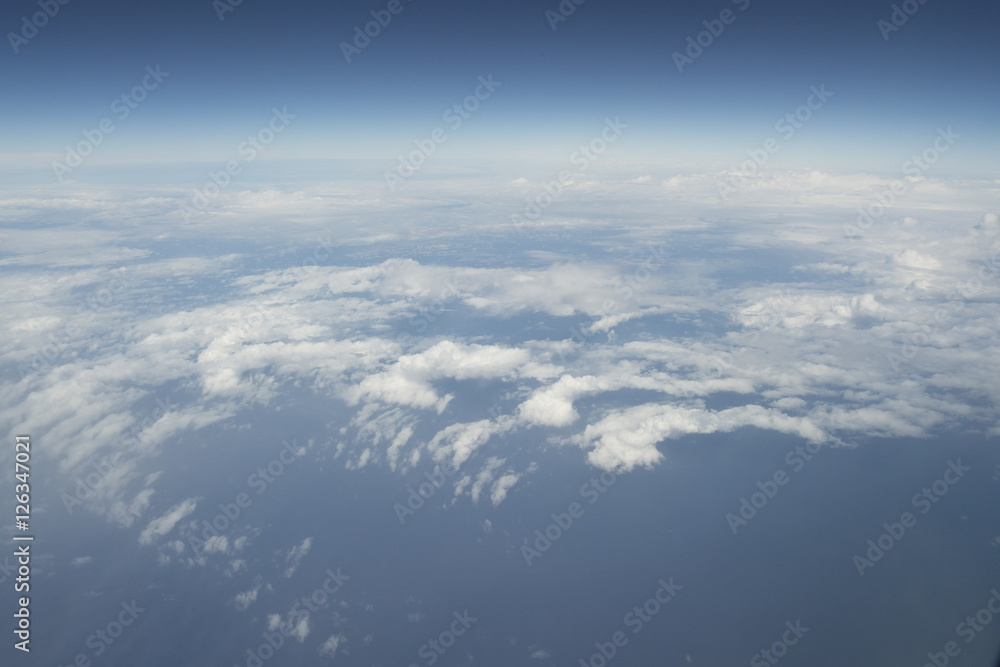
[2,0,998,177]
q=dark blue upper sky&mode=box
[2,0,998,176]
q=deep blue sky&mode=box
[2,0,998,176]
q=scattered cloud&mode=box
[283,537,313,578]
[138,498,199,546]
[319,634,347,658]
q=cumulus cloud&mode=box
[517,375,608,427]
[573,403,828,471]
[347,340,533,413]
[1,177,998,538]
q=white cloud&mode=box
[469,457,505,504]
[234,585,260,611]
[203,535,229,554]
[490,473,521,506]
[319,634,347,658]
[268,610,311,643]
[573,403,828,471]
[138,498,198,545]
[517,375,607,427]
[1,177,998,536]
[347,340,533,413]
[427,418,514,469]
[292,615,310,642]
[283,537,313,578]
[108,487,155,528]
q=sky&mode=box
[1,0,999,175]
[2,1,1000,666]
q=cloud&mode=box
[203,535,229,554]
[107,487,156,528]
[138,498,198,545]
[1,178,998,539]
[469,457,505,503]
[517,375,608,427]
[427,418,514,469]
[234,585,260,611]
[226,559,247,577]
[490,473,521,506]
[292,616,310,642]
[266,611,311,642]
[319,634,347,658]
[573,403,828,471]
[70,556,93,566]
[894,249,942,270]
[283,537,313,578]
[347,340,533,413]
